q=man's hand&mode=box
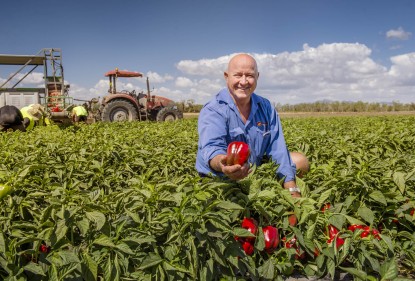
[210,154,251,180]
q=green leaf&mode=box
[0,232,6,253]
[357,206,374,225]
[380,258,398,281]
[317,189,332,207]
[86,211,106,230]
[139,253,163,270]
[339,266,367,280]
[82,252,98,281]
[24,261,46,276]
[258,259,274,279]
[369,190,387,206]
[233,228,256,239]
[256,190,276,201]
[216,201,244,210]
[115,242,134,255]
[393,171,406,194]
[93,235,116,248]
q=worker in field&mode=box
[196,54,309,224]
[0,105,26,132]
[20,104,50,131]
[71,104,88,124]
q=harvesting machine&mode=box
[0,48,73,122]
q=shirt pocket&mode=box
[229,127,246,141]
[252,126,271,163]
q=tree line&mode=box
[177,100,415,113]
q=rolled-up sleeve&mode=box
[196,104,228,175]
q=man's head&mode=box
[224,53,259,103]
[0,105,26,132]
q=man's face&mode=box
[224,55,259,102]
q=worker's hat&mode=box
[27,104,46,120]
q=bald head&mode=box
[227,53,258,74]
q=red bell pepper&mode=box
[348,224,382,240]
[235,217,258,255]
[262,226,279,253]
[39,244,50,254]
[360,226,371,238]
[241,240,254,256]
[240,217,258,242]
[321,203,331,212]
[282,236,305,259]
[327,225,344,249]
[226,141,250,166]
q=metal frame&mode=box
[0,48,72,119]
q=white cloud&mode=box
[175,77,194,88]
[386,27,412,40]
[2,43,415,106]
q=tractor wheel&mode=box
[101,100,138,122]
[156,107,183,122]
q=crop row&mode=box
[0,115,414,280]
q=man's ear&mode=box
[224,72,228,80]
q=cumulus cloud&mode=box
[2,43,415,106]
[175,77,194,88]
[386,27,412,40]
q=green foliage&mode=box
[0,116,414,280]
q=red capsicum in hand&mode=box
[226,141,250,166]
[262,226,279,253]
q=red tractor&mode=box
[97,68,183,122]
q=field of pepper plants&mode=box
[0,114,414,281]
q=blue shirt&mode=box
[195,88,296,182]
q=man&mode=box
[20,104,48,131]
[196,53,309,198]
[71,104,88,124]
[0,105,26,132]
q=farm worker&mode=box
[71,104,88,124]
[196,53,309,217]
[20,104,48,131]
[0,105,26,132]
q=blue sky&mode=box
[1,0,414,105]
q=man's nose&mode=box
[240,76,249,84]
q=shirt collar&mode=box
[216,88,260,116]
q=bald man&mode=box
[196,53,309,198]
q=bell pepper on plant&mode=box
[262,226,279,253]
[327,225,344,249]
[241,240,254,256]
[240,217,258,242]
[321,203,331,212]
[39,244,50,254]
[235,217,258,256]
[226,141,250,166]
[282,236,305,259]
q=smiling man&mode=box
[196,53,309,199]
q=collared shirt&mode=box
[195,88,296,182]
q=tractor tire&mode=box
[101,100,138,122]
[156,107,183,122]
